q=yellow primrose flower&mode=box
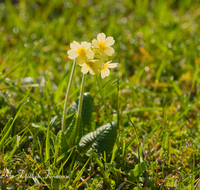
[101,61,118,79]
[81,60,104,75]
[67,41,94,65]
[92,33,115,57]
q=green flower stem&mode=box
[73,74,86,146]
[61,59,76,132]
[77,74,86,122]
[96,76,112,123]
[117,78,120,130]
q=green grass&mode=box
[0,0,200,189]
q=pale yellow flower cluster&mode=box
[67,33,118,79]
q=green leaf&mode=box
[64,99,77,128]
[127,161,147,183]
[133,187,149,190]
[0,98,29,149]
[64,113,78,147]
[79,122,117,155]
[110,142,118,164]
[45,117,50,162]
[0,179,6,190]
[65,113,85,147]
[4,135,25,162]
[64,92,96,146]
[172,81,183,96]
[73,158,90,187]
[65,92,96,134]
[162,132,169,150]
[91,152,107,178]
[81,93,96,134]
[0,91,15,115]
[55,130,69,157]
[116,182,126,190]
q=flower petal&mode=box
[92,39,99,48]
[107,63,118,68]
[89,68,95,75]
[97,33,106,42]
[104,46,114,56]
[81,63,89,74]
[85,60,102,75]
[86,49,95,59]
[81,41,91,50]
[67,50,79,59]
[101,67,110,79]
[70,41,81,50]
[105,37,115,46]
[104,67,110,76]
[101,70,105,79]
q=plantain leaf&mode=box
[65,101,77,128]
[78,122,117,155]
[127,161,147,183]
[64,113,78,147]
[65,92,96,137]
[81,93,96,134]
[55,130,69,156]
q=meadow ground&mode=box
[0,0,200,189]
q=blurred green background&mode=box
[1,0,200,80]
[1,0,200,122]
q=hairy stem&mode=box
[61,59,76,132]
[73,74,86,146]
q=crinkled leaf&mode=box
[64,113,84,147]
[55,130,69,156]
[65,101,77,127]
[81,93,96,134]
[64,113,78,146]
[79,122,117,155]
[65,92,96,135]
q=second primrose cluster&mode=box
[67,33,118,79]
